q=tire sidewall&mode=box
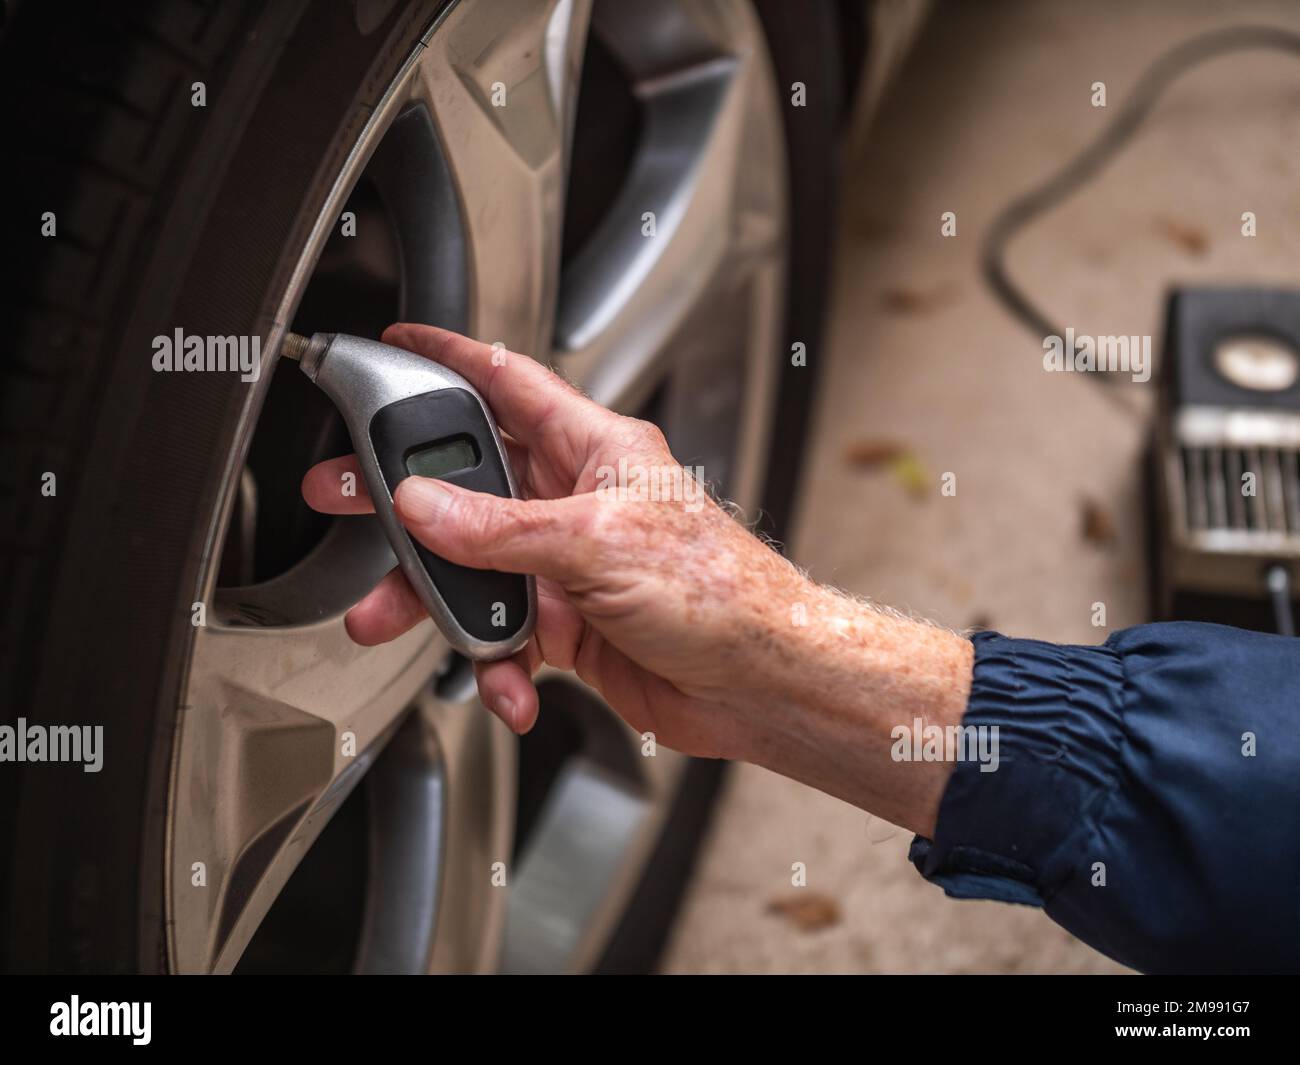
[7,0,447,973]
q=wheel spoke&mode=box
[356,687,516,973]
[554,1,785,425]
[171,522,444,973]
[501,669,685,973]
[412,0,592,355]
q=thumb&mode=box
[393,477,591,582]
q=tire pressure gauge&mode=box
[281,331,536,661]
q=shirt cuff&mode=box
[908,630,1127,908]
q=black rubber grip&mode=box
[368,389,529,643]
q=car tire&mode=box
[0,0,845,973]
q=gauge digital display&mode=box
[405,435,480,479]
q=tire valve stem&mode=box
[279,331,310,363]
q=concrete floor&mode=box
[662,0,1300,973]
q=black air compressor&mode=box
[1149,287,1300,635]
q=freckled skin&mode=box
[303,324,975,838]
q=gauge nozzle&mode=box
[278,331,331,379]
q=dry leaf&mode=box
[845,440,929,500]
[890,452,931,500]
[881,283,954,314]
[1154,217,1208,256]
[844,439,906,469]
[766,892,842,932]
[1081,497,1117,547]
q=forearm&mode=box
[736,585,974,837]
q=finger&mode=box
[393,476,592,582]
[381,323,609,443]
[303,455,374,515]
[473,655,539,734]
[343,566,428,645]
[534,578,586,672]
[501,434,532,496]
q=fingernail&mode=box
[494,695,517,728]
[396,477,453,523]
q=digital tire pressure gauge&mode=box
[281,331,536,661]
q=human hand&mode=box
[302,324,973,834]
[301,323,811,761]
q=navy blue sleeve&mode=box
[908,622,1300,974]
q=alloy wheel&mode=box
[168,0,787,974]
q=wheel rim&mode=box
[167,0,786,975]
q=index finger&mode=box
[381,323,603,443]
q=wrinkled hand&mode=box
[301,323,811,760]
